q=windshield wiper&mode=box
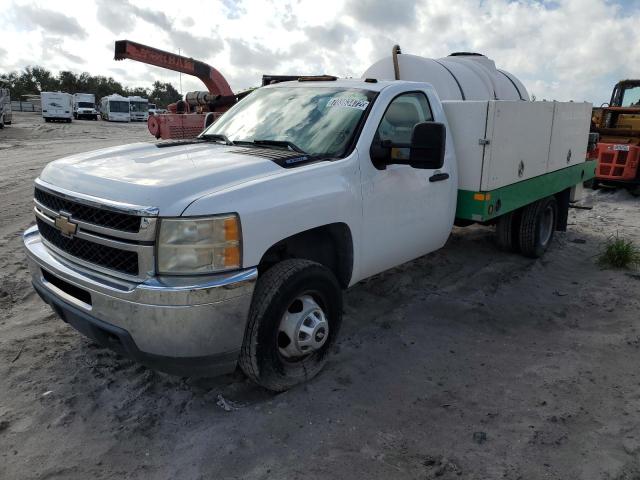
[199,133,234,146]
[250,139,307,154]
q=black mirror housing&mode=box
[370,139,392,170]
[409,122,446,169]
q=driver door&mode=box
[359,90,454,279]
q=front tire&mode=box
[239,259,342,392]
[518,196,558,258]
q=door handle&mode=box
[429,172,450,182]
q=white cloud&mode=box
[0,0,637,104]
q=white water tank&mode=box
[362,52,529,102]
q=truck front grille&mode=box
[37,218,139,276]
[35,187,141,233]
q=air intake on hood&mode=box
[229,147,318,168]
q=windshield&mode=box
[202,86,376,157]
[78,102,94,108]
[621,86,640,107]
[130,101,148,112]
[109,101,129,113]
[149,103,156,109]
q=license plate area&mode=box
[41,269,92,307]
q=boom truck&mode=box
[114,40,243,139]
[23,47,595,391]
[591,80,640,192]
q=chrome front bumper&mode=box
[23,225,257,376]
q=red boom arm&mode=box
[114,39,233,96]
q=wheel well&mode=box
[258,223,353,289]
[554,188,570,232]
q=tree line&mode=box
[0,66,182,107]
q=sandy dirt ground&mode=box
[1,112,640,480]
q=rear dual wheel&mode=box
[495,196,558,258]
[495,210,521,252]
[239,259,342,392]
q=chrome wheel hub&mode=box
[278,295,329,359]
[540,205,554,246]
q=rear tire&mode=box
[518,196,558,258]
[239,259,342,392]
[495,210,521,252]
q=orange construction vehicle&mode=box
[590,80,640,193]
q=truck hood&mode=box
[39,141,284,216]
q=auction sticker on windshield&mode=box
[327,98,370,110]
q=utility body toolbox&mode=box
[445,100,595,222]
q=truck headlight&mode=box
[157,215,241,274]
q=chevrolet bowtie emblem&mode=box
[54,214,78,237]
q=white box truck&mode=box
[73,93,98,120]
[128,96,148,121]
[23,49,596,391]
[0,88,11,127]
[100,94,130,122]
[41,92,73,123]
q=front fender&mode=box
[182,152,364,284]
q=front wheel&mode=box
[239,259,342,392]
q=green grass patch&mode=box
[598,233,640,269]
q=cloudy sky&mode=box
[0,0,638,105]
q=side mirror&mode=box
[370,139,392,169]
[370,122,446,170]
[409,122,446,169]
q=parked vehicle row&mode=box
[39,91,155,123]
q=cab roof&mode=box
[263,77,401,92]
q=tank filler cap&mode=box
[449,52,485,57]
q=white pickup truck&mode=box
[23,51,596,391]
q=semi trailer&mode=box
[23,48,595,391]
